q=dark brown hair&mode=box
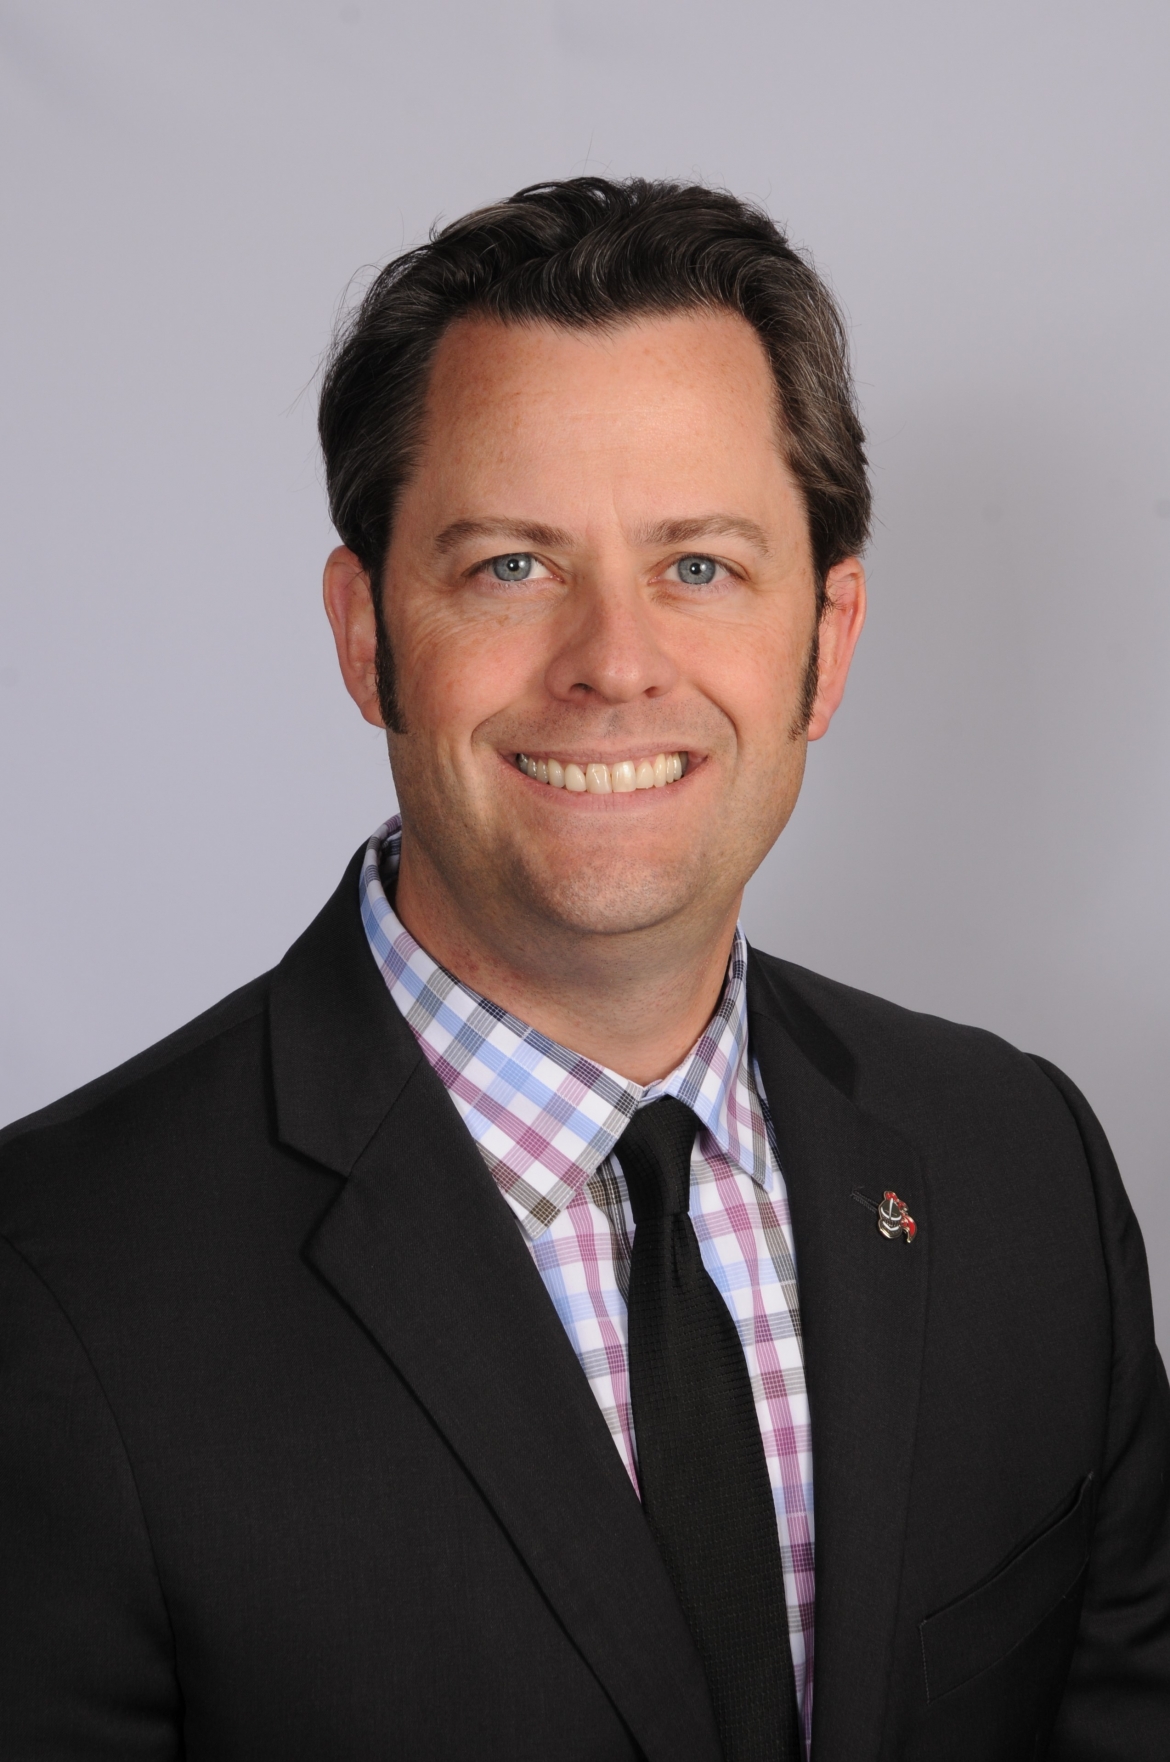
[318,176,870,727]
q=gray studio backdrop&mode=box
[2,2,1168,1339]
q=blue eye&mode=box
[677,555,717,585]
[490,553,534,581]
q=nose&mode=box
[543,574,680,707]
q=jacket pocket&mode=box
[919,1474,1094,1703]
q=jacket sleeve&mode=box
[0,1234,181,1759]
[1029,1057,1170,1761]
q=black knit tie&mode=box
[617,1096,799,1762]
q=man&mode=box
[1,178,1167,1761]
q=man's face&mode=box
[329,310,864,949]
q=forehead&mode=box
[424,308,778,430]
[412,309,792,518]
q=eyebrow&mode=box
[432,513,771,557]
[432,518,574,556]
[634,515,772,555]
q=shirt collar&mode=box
[359,817,770,1230]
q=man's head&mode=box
[320,178,868,1005]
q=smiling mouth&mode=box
[514,752,689,793]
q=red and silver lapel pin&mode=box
[877,1191,917,1244]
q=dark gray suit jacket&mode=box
[2,848,1168,1759]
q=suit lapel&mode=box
[749,953,929,1762]
[269,854,721,1762]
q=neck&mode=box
[391,838,741,1087]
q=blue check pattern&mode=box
[361,817,815,1746]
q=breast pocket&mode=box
[920,1474,1094,1704]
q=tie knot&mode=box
[615,1096,698,1223]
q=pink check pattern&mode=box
[360,818,815,1746]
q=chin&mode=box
[507,848,706,938]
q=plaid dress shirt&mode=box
[360,817,815,1744]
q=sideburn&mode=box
[791,620,821,740]
[373,588,407,735]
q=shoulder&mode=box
[749,944,1040,1081]
[748,946,1081,1147]
[0,971,274,1223]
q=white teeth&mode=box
[517,751,687,792]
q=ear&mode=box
[323,546,385,729]
[806,557,866,742]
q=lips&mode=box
[515,752,687,793]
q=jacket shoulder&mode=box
[748,946,1061,1113]
[0,971,272,1158]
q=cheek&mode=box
[692,625,808,760]
[394,604,538,744]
